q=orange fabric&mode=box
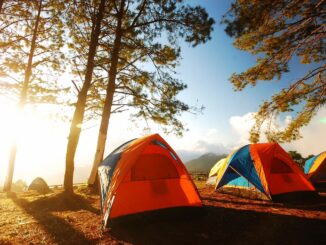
[250,143,315,196]
[270,158,293,173]
[249,144,273,197]
[110,179,201,218]
[131,154,179,181]
[103,134,202,221]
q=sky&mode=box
[0,0,325,186]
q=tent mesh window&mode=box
[152,140,178,160]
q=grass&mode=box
[0,182,325,244]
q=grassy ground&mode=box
[0,182,325,245]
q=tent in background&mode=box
[215,143,315,201]
[206,158,226,185]
[304,151,326,188]
[207,157,252,188]
[28,177,50,194]
[98,134,202,227]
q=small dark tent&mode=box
[28,177,50,194]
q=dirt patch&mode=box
[0,184,325,244]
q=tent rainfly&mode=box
[207,157,251,188]
[215,143,315,201]
[98,134,202,227]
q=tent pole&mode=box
[229,165,270,200]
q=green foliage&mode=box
[222,0,325,143]
[288,150,316,169]
[0,0,68,105]
[69,0,214,136]
[288,150,305,168]
[109,0,214,135]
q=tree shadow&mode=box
[108,205,326,245]
[25,191,100,214]
[10,192,99,245]
[202,194,326,212]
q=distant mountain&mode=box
[176,150,202,162]
[185,153,227,173]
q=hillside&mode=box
[185,153,227,173]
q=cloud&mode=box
[173,140,230,163]
[229,107,326,157]
[284,107,326,156]
[165,127,231,161]
[192,140,230,154]
[206,128,218,136]
[229,112,256,145]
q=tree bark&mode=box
[88,0,125,186]
[0,0,4,14]
[3,0,43,192]
[64,0,106,193]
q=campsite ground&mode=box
[0,182,325,245]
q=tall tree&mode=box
[63,0,108,192]
[0,0,4,14]
[88,0,214,185]
[222,0,325,143]
[1,0,65,191]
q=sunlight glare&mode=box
[0,98,68,185]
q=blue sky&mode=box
[169,0,325,152]
[174,0,282,144]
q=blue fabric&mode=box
[216,145,265,195]
[216,150,239,189]
[304,154,319,174]
[98,139,136,211]
[229,145,265,194]
[228,176,252,188]
[218,167,241,187]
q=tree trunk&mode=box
[64,0,106,193]
[87,78,116,186]
[88,0,125,186]
[0,0,4,14]
[3,0,43,192]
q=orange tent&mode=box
[215,143,315,200]
[98,134,202,227]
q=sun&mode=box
[0,97,68,185]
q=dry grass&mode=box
[0,182,325,245]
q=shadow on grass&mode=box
[27,191,100,214]
[11,192,100,245]
[109,205,326,245]
[202,194,326,212]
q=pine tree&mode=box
[63,0,108,192]
[87,0,214,185]
[222,0,325,143]
[1,0,66,191]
